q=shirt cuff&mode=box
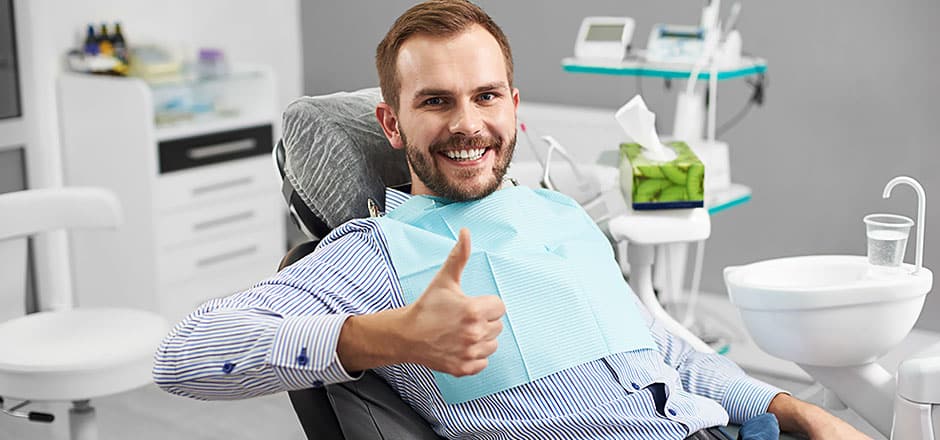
[720,376,787,425]
[269,314,363,389]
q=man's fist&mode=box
[402,228,506,376]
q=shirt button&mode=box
[668,409,677,416]
[631,382,641,390]
[221,362,235,374]
[296,354,309,366]
[312,380,324,388]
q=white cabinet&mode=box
[58,68,286,323]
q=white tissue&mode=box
[614,95,677,162]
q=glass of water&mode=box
[864,213,914,267]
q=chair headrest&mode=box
[280,88,410,238]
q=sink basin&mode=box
[725,255,932,367]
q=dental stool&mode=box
[0,188,169,440]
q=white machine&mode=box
[645,1,741,67]
[573,16,635,61]
[645,24,712,66]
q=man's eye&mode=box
[424,97,444,106]
[479,93,497,101]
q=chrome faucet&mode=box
[883,176,926,273]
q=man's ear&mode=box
[512,87,520,111]
[376,102,404,149]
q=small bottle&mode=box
[83,24,99,55]
[97,23,113,56]
[197,48,228,79]
[112,22,127,63]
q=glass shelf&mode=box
[707,183,751,215]
[561,55,767,80]
[143,68,271,133]
[142,69,264,91]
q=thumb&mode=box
[435,228,471,286]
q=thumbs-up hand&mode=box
[400,228,506,377]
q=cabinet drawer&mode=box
[155,155,278,212]
[156,195,282,249]
[157,228,284,286]
[159,124,273,174]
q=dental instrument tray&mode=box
[620,141,705,210]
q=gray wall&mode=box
[302,1,940,330]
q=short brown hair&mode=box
[375,0,514,112]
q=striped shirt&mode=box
[154,188,782,440]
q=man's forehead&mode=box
[395,26,508,97]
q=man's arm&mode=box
[767,393,872,439]
[153,223,396,400]
[154,225,505,400]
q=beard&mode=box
[402,129,516,202]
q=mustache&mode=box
[429,135,502,153]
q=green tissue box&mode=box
[619,141,705,210]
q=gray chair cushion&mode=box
[280,88,410,233]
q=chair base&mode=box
[69,400,97,440]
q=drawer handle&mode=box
[196,246,258,268]
[192,176,254,196]
[193,211,256,231]
[186,139,257,160]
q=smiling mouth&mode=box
[439,148,489,162]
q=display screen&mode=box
[585,24,624,42]
[0,0,21,120]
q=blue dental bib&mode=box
[376,186,655,404]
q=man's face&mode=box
[381,25,519,201]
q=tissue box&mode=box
[619,141,705,210]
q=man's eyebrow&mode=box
[412,82,509,101]
[472,82,509,94]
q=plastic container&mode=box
[864,213,914,267]
[196,48,228,79]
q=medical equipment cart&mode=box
[57,67,286,323]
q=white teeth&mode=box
[444,148,485,161]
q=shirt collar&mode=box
[384,187,412,212]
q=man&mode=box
[154,1,869,438]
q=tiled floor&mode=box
[1,385,305,440]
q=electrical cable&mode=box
[715,72,766,137]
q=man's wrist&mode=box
[767,392,822,436]
[336,307,410,372]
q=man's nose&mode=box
[449,102,483,136]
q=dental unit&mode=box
[725,176,937,439]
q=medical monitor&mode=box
[574,17,634,61]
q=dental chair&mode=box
[0,188,169,440]
[275,88,442,439]
[274,88,790,440]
